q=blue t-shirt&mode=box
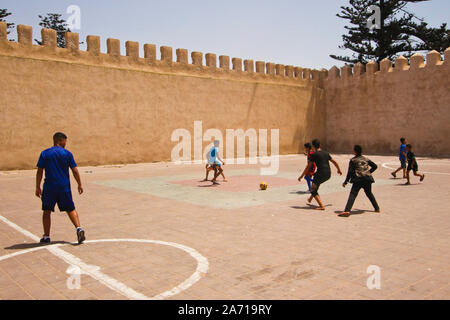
[208,146,219,164]
[37,146,77,191]
[399,144,406,160]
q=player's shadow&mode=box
[289,190,311,195]
[334,209,367,216]
[197,184,220,188]
[4,240,75,250]
[291,204,333,210]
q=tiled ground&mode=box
[0,154,449,300]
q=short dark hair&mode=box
[312,139,320,148]
[406,144,412,149]
[354,144,362,155]
[400,137,406,143]
[53,132,67,144]
[304,142,312,149]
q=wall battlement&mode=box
[326,48,450,85]
[0,22,327,86]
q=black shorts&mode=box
[313,171,331,186]
[400,158,406,169]
[407,164,418,172]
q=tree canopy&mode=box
[35,13,72,48]
[0,8,15,34]
[331,0,450,64]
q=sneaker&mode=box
[391,172,396,178]
[77,228,86,244]
[420,174,425,182]
[40,237,51,244]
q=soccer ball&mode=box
[260,182,268,190]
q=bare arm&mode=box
[330,158,343,175]
[35,168,44,198]
[70,167,84,194]
[217,152,225,165]
[298,162,313,181]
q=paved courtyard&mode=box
[0,154,449,300]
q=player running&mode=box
[298,139,342,210]
[298,142,316,192]
[206,140,225,185]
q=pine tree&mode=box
[331,0,450,64]
[35,13,71,48]
[413,21,450,54]
[0,8,15,34]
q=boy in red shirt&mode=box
[299,143,316,192]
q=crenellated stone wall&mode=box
[0,22,448,169]
[325,50,450,157]
[0,23,326,170]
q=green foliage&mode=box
[0,8,15,34]
[331,0,450,65]
[35,13,71,48]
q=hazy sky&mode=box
[2,0,449,69]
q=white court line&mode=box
[382,162,450,176]
[0,215,148,299]
[0,215,208,300]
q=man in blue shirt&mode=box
[35,132,86,244]
[391,137,407,179]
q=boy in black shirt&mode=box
[405,144,425,185]
[298,139,342,210]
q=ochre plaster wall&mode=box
[0,23,326,169]
[325,53,450,157]
[1,23,448,170]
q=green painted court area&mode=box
[94,169,398,209]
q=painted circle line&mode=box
[382,161,450,175]
[0,239,209,300]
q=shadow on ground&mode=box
[291,204,333,210]
[4,241,76,250]
[334,209,367,217]
[289,190,311,195]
